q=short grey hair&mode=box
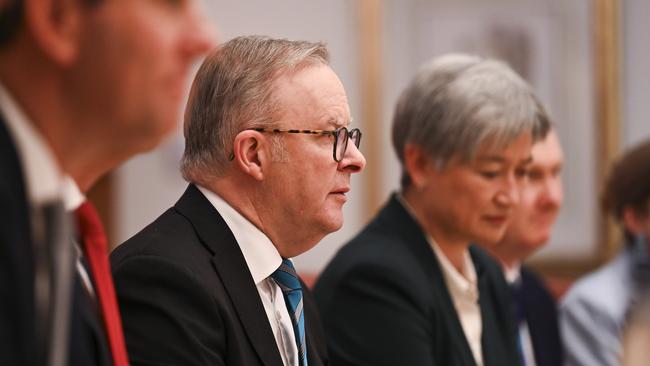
[392,53,551,188]
[181,35,330,184]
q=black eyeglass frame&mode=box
[248,127,362,162]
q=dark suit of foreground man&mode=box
[112,36,365,366]
[315,54,550,366]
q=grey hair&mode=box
[392,53,551,188]
[181,35,330,184]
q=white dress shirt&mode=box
[197,186,299,366]
[0,83,63,205]
[396,194,483,366]
[432,241,484,366]
[60,177,98,299]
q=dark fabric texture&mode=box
[0,110,36,365]
[67,271,112,366]
[111,184,329,366]
[314,194,520,366]
[518,266,563,366]
[0,112,111,366]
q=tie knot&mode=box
[75,201,108,250]
[271,259,301,293]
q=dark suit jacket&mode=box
[517,266,563,366]
[0,110,36,365]
[314,195,520,366]
[0,111,110,366]
[67,269,112,366]
[111,184,328,366]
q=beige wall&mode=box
[113,0,650,275]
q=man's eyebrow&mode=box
[327,117,351,129]
[520,156,533,165]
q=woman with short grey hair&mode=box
[316,53,550,366]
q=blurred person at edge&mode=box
[315,53,550,366]
[561,139,650,366]
[484,128,565,366]
[0,0,215,365]
[111,36,365,366]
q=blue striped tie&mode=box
[271,259,307,366]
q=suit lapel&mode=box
[175,185,284,366]
[378,195,477,365]
[472,246,520,366]
[0,111,37,365]
[302,284,327,366]
[69,272,112,366]
[475,260,500,366]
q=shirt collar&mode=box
[62,176,86,211]
[503,262,522,285]
[196,185,282,284]
[0,82,63,205]
[431,238,479,301]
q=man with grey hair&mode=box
[111,36,366,366]
[315,53,550,366]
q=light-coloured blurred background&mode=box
[98,0,650,282]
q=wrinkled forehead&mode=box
[273,64,350,128]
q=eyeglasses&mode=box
[249,127,362,162]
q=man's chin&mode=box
[327,219,344,233]
[322,214,344,234]
[524,233,550,249]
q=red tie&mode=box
[75,201,130,366]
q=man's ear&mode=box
[232,130,268,181]
[403,144,433,189]
[622,207,648,236]
[24,0,84,65]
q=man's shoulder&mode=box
[561,249,633,321]
[520,266,553,294]
[110,206,203,269]
[518,266,559,313]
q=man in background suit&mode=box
[111,35,366,366]
[315,54,550,366]
[0,0,214,364]
[485,128,565,366]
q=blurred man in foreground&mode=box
[0,0,214,364]
[486,128,564,366]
